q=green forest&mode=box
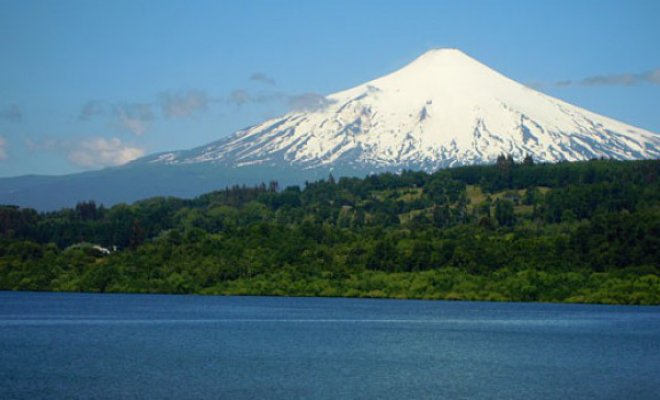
[1,157,659,305]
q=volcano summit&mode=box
[142,49,658,170]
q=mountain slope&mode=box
[140,49,659,170]
[1,49,658,210]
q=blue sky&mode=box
[0,0,658,177]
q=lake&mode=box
[0,292,658,399]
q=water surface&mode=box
[1,292,658,399]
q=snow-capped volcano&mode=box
[144,48,659,170]
[2,49,659,210]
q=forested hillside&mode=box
[1,158,659,304]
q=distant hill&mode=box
[1,159,658,304]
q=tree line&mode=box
[1,158,658,304]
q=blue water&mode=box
[0,292,658,399]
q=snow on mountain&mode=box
[143,49,659,171]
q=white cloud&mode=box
[68,137,144,168]
[556,68,660,87]
[0,136,7,160]
[160,90,208,118]
[250,72,276,85]
[226,88,333,112]
[114,103,154,135]
[78,100,106,120]
[288,92,336,111]
[228,89,252,106]
[643,69,660,84]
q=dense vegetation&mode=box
[1,157,659,304]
